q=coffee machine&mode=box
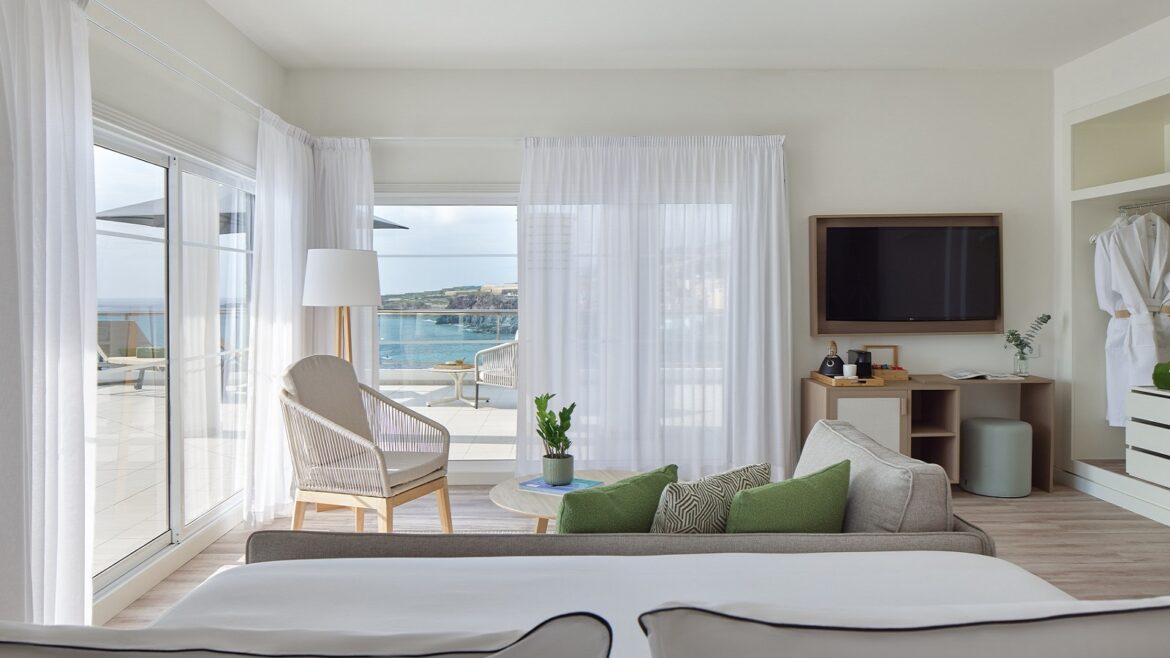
[848,349,873,378]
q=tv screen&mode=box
[824,226,1001,322]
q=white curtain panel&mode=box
[179,175,222,437]
[309,137,377,386]
[244,110,313,525]
[245,116,376,524]
[517,136,792,480]
[0,0,95,623]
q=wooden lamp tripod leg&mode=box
[334,306,355,362]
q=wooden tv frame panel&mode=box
[811,214,1004,336]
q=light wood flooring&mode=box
[106,484,1170,628]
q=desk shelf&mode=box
[802,374,1054,491]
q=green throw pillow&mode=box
[557,465,679,533]
[724,460,850,534]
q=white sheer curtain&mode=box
[180,176,222,437]
[245,114,375,525]
[309,138,377,386]
[517,136,791,481]
[0,0,95,623]
[245,110,313,525]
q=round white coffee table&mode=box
[490,469,640,533]
[426,366,477,407]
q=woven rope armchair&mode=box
[279,355,453,533]
[473,340,518,408]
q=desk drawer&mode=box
[1127,420,1170,456]
[1129,390,1170,426]
[1127,448,1170,488]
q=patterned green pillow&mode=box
[650,464,771,533]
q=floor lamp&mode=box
[302,248,381,362]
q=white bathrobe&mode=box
[1095,212,1170,426]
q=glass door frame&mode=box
[92,126,255,592]
[92,130,174,592]
[170,157,254,543]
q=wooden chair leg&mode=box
[437,481,454,534]
[292,500,307,530]
[354,506,365,533]
[376,498,393,533]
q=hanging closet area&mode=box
[1064,82,1170,523]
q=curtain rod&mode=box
[88,0,264,118]
[368,136,523,144]
[87,4,524,146]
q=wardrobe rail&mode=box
[1119,199,1170,212]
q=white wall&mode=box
[284,68,1054,375]
[87,0,285,170]
[1056,17,1170,115]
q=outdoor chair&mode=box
[473,340,518,409]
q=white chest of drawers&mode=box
[1127,387,1170,487]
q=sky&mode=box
[94,145,519,303]
[373,205,518,295]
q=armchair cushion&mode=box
[283,355,373,442]
[307,450,446,495]
[384,451,447,487]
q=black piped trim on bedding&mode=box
[637,603,1170,635]
[0,611,613,658]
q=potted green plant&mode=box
[1004,313,1051,376]
[535,393,576,486]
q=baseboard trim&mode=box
[92,505,242,625]
[1059,468,1170,527]
[448,460,514,486]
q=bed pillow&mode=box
[650,464,771,534]
[639,598,1170,658]
[725,460,850,534]
[0,612,612,658]
[558,465,679,533]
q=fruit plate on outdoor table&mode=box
[433,362,473,370]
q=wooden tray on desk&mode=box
[809,371,885,387]
[872,367,909,381]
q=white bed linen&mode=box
[156,551,1070,658]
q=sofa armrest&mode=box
[952,514,996,557]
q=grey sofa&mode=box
[248,420,993,562]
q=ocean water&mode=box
[380,313,516,368]
[98,302,515,369]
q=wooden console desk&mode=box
[801,374,1054,492]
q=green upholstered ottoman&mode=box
[960,417,1032,498]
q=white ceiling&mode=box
[205,0,1170,71]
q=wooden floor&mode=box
[106,484,1170,628]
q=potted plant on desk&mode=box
[1005,313,1051,376]
[535,393,577,486]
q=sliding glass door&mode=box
[176,169,253,526]
[93,133,254,586]
[94,145,171,575]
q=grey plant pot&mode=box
[543,455,575,486]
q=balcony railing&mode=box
[379,308,518,370]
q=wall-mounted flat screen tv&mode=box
[812,215,1003,335]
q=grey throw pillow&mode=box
[650,464,771,533]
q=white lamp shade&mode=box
[302,248,381,307]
